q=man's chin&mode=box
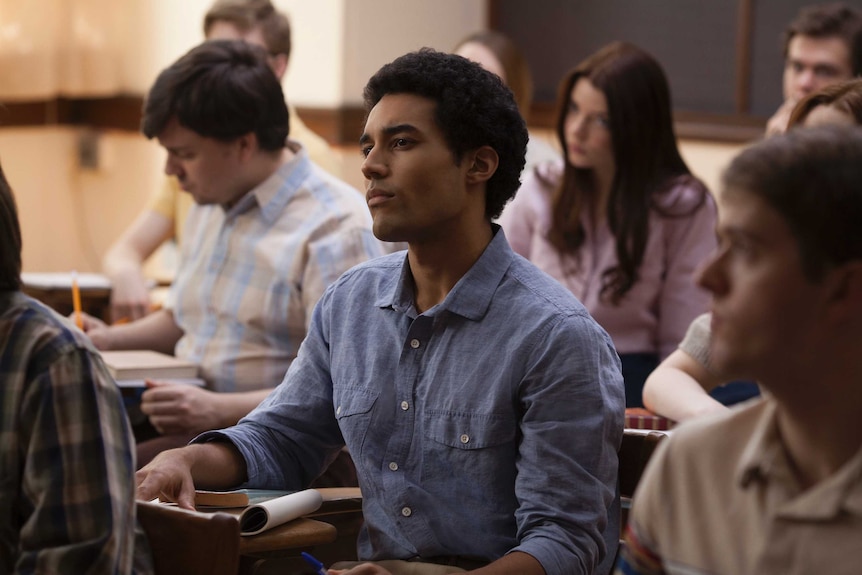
[710,345,752,382]
[372,223,406,244]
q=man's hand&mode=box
[109,269,153,323]
[765,97,799,137]
[135,447,198,510]
[71,312,114,350]
[141,380,225,435]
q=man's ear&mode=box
[823,261,862,323]
[465,146,499,185]
[235,132,258,161]
[269,54,288,81]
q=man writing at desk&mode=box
[136,49,625,575]
[81,40,381,467]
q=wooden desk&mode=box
[239,516,337,557]
[22,283,112,323]
[236,488,362,574]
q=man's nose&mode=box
[794,69,817,95]
[361,148,387,180]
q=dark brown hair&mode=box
[723,125,862,281]
[783,3,862,75]
[550,41,707,304]
[204,0,291,58]
[141,40,289,150]
[0,162,22,291]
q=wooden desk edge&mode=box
[239,517,337,556]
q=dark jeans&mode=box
[619,352,659,408]
[709,380,760,406]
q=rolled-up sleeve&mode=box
[510,313,625,574]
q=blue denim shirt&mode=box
[198,227,625,575]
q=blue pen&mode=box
[301,551,328,575]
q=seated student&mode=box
[81,40,381,467]
[765,2,862,136]
[499,41,716,407]
[0,164,151,573]
[103,0,340,323]
[453,30,559,174]
[136,48,626,575]
[642,77,862,423]
[617,125,862,575]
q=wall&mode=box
[2,0,489,274]
[3,0,741,278]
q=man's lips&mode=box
[366,188,394,207]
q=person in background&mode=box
[642,77,862,423]
[499,41,716,407]
[0,163,152,574]
[81,40,381,468]
[136,48,625,575]
[764,2,862,136]
[617,125,862,575]
[453,30,559,174]
[103,0,339,323]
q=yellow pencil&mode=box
[71,271,83,330]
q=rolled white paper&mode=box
[239,488,323,536]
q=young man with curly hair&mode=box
[136,49,625,575]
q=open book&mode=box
[194,489,324,536]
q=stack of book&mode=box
[100,350,199,386]
[99,350,203,423]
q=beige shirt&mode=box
[623,398,862,574]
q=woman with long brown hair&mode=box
[500,42,717,406]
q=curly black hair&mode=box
[363,48,528,220]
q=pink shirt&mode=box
[499,161,716,359]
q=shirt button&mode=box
[401,506,412,517]
[460,434,470,444]
[410,339,420,349]
[336,405,342,415]
[389,462,399,471]
[400,401,409,411]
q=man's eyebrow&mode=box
[359,124,420,146]
[720,225,765,244]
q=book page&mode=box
[239,489,323,536]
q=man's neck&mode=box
[224,147,293,209]
[408,222,494,314]
[770,362,862,488]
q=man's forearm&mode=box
[188,443,248,489]
[215,389,275,427]
[102,308,183,354]
[470,551,545,575]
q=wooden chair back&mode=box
[619,430,668,499]
[137,500,241,575]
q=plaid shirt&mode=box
[0,291,151,574]
[168,145,382,392]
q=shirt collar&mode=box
[736,399,862,519]
[224,141,309,223]
[376,224,514,321]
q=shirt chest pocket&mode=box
[332,386,378,454]
[421,410,518,487]
[423,410,516,450]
